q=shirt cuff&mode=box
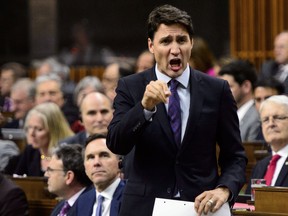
[143,106,157,121]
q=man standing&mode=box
[107,4,247,216]
[45,144,91,216]
[77,134,125,216]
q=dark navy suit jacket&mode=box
[50,186,92,216]
[246,155,288,194]
[59,131,87,146]
[107,67,247,216]
[76,180,125,216]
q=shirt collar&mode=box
[272,144,288,158]
[95,177,121,200]
[67,187,86,207]
[155,63,190,88]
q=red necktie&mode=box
[264,154,281,186]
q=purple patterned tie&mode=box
[59,201,71,216]
[96,195,105,216]
[168,79,181,147]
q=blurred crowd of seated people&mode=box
[1,27,288,215]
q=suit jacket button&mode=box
[167,188,171,194]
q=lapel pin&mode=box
[285,162,288,166]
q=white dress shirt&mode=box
[92,178,121,216]
[271,145,288,186]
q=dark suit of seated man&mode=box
[77,134,125,216]
[246,95,288,194]
[45,144,92,216]
[0,172,29,216]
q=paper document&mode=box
[152,198,231,216]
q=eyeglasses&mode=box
[45,167,66,174]
[261,115,288,125]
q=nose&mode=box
[170,42,180,55]
[95,112,104,121]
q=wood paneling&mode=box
[230,0,288,71]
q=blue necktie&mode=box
[96,195,105,216]
[59,201,71,216]
[168,79,181,147]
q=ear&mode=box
[118,156,123,169]
[148,38,154,54]
[79,114,83,123]
[241,80,252,94]
[65,170,75,185]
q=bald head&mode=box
[274,31,288,65]
[80,92,113,135]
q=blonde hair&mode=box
[24,102,74,152]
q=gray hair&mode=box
[259,95,288,114]
[35,73,63,89]
[11,78,36,100]
[74,76,104,104]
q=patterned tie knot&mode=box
[170,79,180,91]
[59,201,71,216]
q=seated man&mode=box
[253,77,284,141]
[77,134,125,216]
[59,92,113,146]
[259,31,288,93]
[219,60,259,141]
[45,144,92,216]
[246,95,288,194]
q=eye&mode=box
[86,154,94,160]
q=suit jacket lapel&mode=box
[145,70,177,150]
[180,69,203,149]
[80,190,96,216]
[110,180,126,216]
[275,156,288,186]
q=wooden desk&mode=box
[255,187,288,213]
[233,187,288,216]
[29,199,59,216]
[10,176,55,200]
[8,176,58,216]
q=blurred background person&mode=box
[135,50,155,73]
[2,78,35,129]
[102,62,134,101]
[189,37,219,76]
[60,92,113,146]
[0,172,29,216]
[13,102,74,176]
[254,77,285,112]
[219,59,259,141]
[32,57,76,97]
[259,31,288,94]
[71,76,104,133]
[58,19,115,66]
[0,62,27,112]
[34,73,79,129]
[46,144,92,216]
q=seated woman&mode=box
[13,102,74,176]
